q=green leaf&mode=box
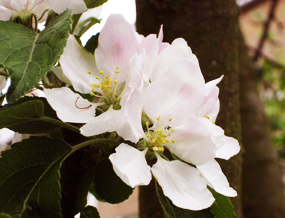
[84,0,108,8]
[84,34,99,54]
[76,18,101,37]
[0,136,72,217]
[0,97,60,134]
[74,168,95,215]
[0,10,72,103]
[0,214,12,218]
[208,187,237,218]
[80,206,100,218]
[156,182,214,218]
[93,159,133,204]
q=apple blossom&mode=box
[0,75,6,92]
[0,0,87,21]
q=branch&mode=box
[253,0,279,61]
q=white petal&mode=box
[109,144,151,188]
[52,66,72,86]
[59,35,98,93]
[144,58,205,129]
[80,88,145,143]
[47,0,87,14]
[167,117,216,165]
[0,5,13,20]
[95,14,139,83]
[197,159,237,197]
[205,76,223,96]
[215,136,240,160]
[152,154,214,210]
[44,87,98,123]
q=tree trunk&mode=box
[136,0,243,217]
[239,31,285,218]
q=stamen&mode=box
[204,115,210,119]
[96,76,100,80]
[88,71,92,74]
[115,70,120,74]
[171,139,175,143]
[156,116,161,121]
[171,129,175,133]
[169,118,173,121]
[116,66,120,70]
[75,97,92,109]
[99,71,104,75]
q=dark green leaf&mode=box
[156,182,214,218]
[0,97,60,134]
[0,10,72,103]
[93,159,133,204]
[84,0,108,8]
[74,168,95,215]
[84,34,99,54]
[208,187,237,218]
[0,137,72,217]
[0,214,12,218]
[80,206,100,218]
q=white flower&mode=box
[0,0,87,21]
[0,75,6,91]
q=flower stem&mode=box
[39,117,80,133]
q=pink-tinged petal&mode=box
[109,144,151,188]
[205,75,223,96]
[95,14,139,83]
[144,58,205,129]
[47,0,87,14]
[59,35,98,94]
[157,25,169,53]
[44,87,98,123]
[0,75,6,91]
[215,136,240,160]
[167,117,216,165]
[0,6,13,20]
[152,154,215,210]
[197,159,237,197]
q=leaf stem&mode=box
[39,117,80,133]
[71,138,120,154]
[0,71,9,77]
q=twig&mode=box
[253,0,279,61]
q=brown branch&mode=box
[253,0,279,62]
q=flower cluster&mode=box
[44,14,240,210]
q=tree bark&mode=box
[239,31,285,218]
[136,0,243,217]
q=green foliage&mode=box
[85,34,100,54]
[0,10,72,103]
[0,214,12,218]
[0,137,72,217]
[156,181,214,218]
[92,159,134,204]
[0,97,60,134]
[80,206,100,218]
[208,187,237,218]
[84,0,108,8]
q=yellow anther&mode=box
[212,122,216,125]
[96,76,100,80]
[156,116,161,121]
[92,83,97,88]
[152,139,157,144]
[159,129,163,134]
[114,80,118,85]
[171,139,175,143]
[146,134,151,138]
[171,129,175,133]
[204,115,210,119]
[92,88,95,92]
[159,147,164,152]
[90,92,95,96]
[116,66,120,70]
[154,130,158,134]
[162,140,166,144]
[153,147,159,151]
[163,134,167,137]
[109,90,113,94]
[99,71,104,75]
[146,122,149,127]
[115,70,120,74]
[88,71,92,74]
[169,118,173,121]
[165,138,169,143]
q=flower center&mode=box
[145,116,175,152]
[88,67,121,108]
